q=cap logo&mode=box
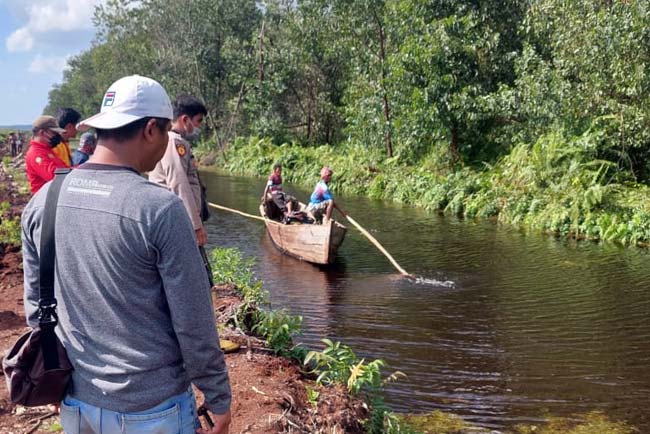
[103,91,116,107]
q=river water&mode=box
[202,172,650,431]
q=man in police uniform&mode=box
[25,115,68,194]
[149,95,208,245]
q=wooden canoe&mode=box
[259,203,347,264]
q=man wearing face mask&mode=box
[149,95,208,245]
[25,115,69,194]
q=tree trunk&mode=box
[307,80,316,141]
[216,82,246,161]
[382,93,393,158]
[375,12,393,158]
[450,124,459,164]
[258,21,265,83]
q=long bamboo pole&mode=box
[208,201,265,222]
[344,215,413,278]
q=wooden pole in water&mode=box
[344,215,413,278]
[207,201,266,222]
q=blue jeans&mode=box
[59,387,200,434]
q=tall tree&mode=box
[504,0,650,181]
[326,0,395,157]
[240,0,349,145]
[386,0,525,165]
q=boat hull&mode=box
[260,205,347,264]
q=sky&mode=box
[0,0,105,125]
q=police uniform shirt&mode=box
[148,131,202,230]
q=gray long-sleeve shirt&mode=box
[21,163,230,414]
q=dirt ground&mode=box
[0,148,367,434]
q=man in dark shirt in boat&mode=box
[261,163,299,223]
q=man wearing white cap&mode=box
[21,75,231,434]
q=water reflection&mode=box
[203,171,650,431]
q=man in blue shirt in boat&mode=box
[307,166,347,224]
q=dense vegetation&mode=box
[1,132,27,247]
[46,0,650,245]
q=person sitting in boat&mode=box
[307,166,347,224]
[261,163,299,222]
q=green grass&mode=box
[0,201,21,246]
[392,411,477,434]
[513,411,637,434]
[208,247,300,355]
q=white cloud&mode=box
[5,0,106,53]
[6,28,35,52]
[28,54,69,75]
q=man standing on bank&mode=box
[149,95,208,246]
[21,75,231,434]
[53,107,81,166]
[8,132,17,157]
[24,116,69,194]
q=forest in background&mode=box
[45,0,650,245]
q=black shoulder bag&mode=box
[2,169,74,406]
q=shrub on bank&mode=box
[208,246,419,433]
[0,201,21,246]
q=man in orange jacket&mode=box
[53,107,81,166]
[25,115,69,194]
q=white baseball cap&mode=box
[77,75,173,131]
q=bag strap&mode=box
[38,168,71,326]
[38,169,71,371]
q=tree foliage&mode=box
[45,0,650,188]
[503,1,650,180]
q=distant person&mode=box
[15,133,23,154]
[22,75,231,434]
[307,166,347,223]
[149,95,208,246]
[8,132,17,157]
[261,163,297,222]
[25,115,68,193]
[53,107,81,166]
[71,132,97,165]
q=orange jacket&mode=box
[52,141,72,166]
